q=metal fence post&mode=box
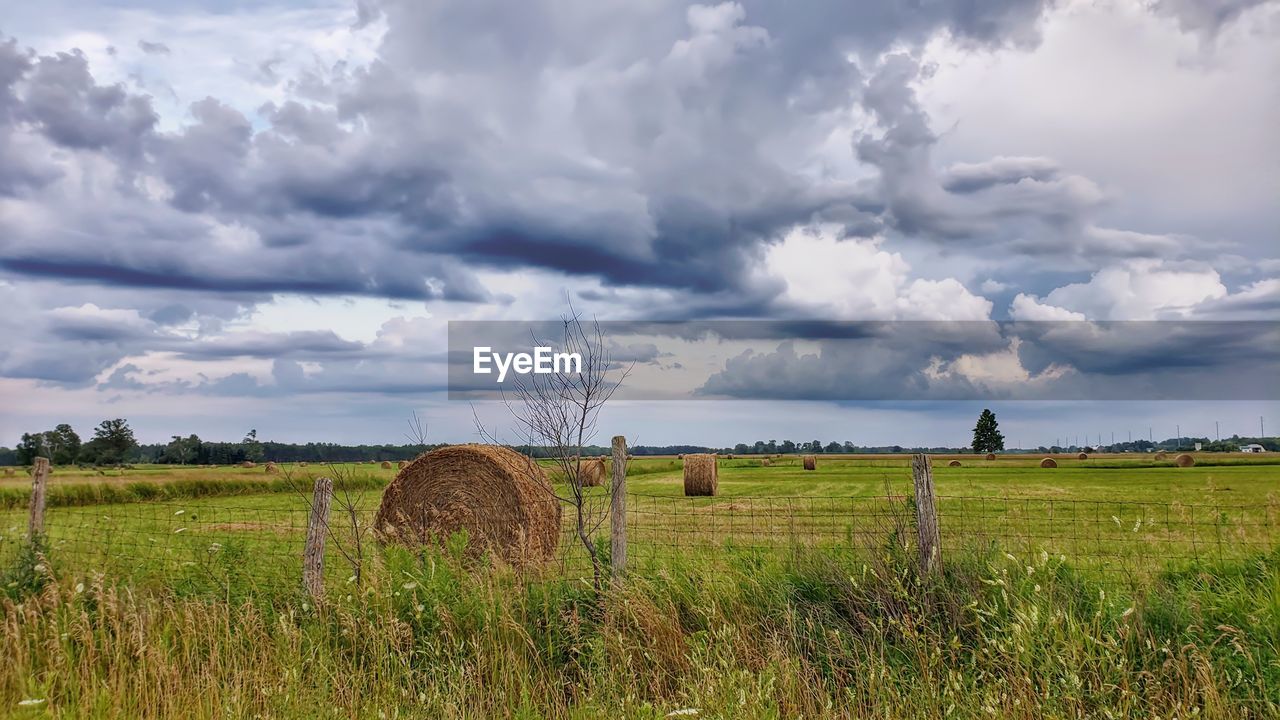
[303,476,334,600]
[28,457,50,539]
[610,435,627,580]
[911,454,942,577]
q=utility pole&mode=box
[1215,421,1219,442]
[1176,424,1180,451]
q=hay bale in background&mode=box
[577,457,606,487]
[726,454,735,460]
[1040,458,1058,468]
[374,444,560,564]
[2,468,13,476]
[803,455,816,471]
[761,458,771,467]
[1174,453,1195,467]
[240,461,256,469]
[265,463,278,474]
[683,454,718,496]
[677,454,684,460]
[380,461,393,469]
[948,460,961,467]
[398,460,408,469]
[985,453,996,461]
[1077,453,1088,460]
[1154,453,1167,461]
[298,461,308,467]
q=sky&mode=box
[0,0,1277,448]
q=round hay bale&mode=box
[677,454,684,460]
[985,453,996,461]
[298,461,308,467]
[380,460,393,469]
[1153,452,1167,461]
[265,463,278,474]
[726,454,735,460]
[802,455,816,471]
[761,458,771,467]
[397,460,408,469]
[948,460,962,467]
[1077,453,1088,460]
[683,454,718,496]
[2,468,13,476]
[577,457,606,487]
[240,461,256,469]
[1174,453,1195,467]
[1040,458,1058,468]
[373,444,560,564]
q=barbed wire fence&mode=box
[3,447,1278,600]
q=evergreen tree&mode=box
[971,408,1005,453]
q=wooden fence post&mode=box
[28,457,49,540]
[610,435,627,580]
[303,476,334,600]
[911,453,942,577]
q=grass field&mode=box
[2,452,1279,718]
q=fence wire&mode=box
[2,492,1277,597]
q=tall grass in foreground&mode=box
[2,542,1277,719]
[0,475,387,511]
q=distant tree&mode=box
[734,443,749,455]
[89,418,138,465]
[16,433,44,465]
[45,424,81,464]
[164,434,201,464]
[825,441,842,453]
[780,440,796,454]
[242,429,264,462]
[971,409,1005,453]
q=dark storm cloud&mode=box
[137,40,171,55]
[0,0,1065,309]
[172,330,366,359]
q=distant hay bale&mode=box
[761,458,771,467]
[1154,453,1167,461]
[240,461,256,469]
[265,463,278,474]
[374,444,560,564]
[2,468,13,476]
[985,453,996,461]
[577,457,606,487]
[380,461,393,469]
[803,455,816,471]
[948,460,962,467]
[1077,453,1089,460]
[683,454,718,496]
[1174,453,1195,467]
[398,460,407,469]
[677,454,684,460]
[1040,458,1058,468]
[726,454,735,460]
[298,461,308,467]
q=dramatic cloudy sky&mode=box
[0,0,1276,447]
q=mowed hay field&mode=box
[2,452,1278,591]
[3,453,1280,718]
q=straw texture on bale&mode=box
[1174,453,1195,467]
[1077,453,1088,460]
[240,461,256,469]
[265,464,278,474]
[683,454,718,496]
[802,455,816,471]
[985,453,996,461]
[1040,458,1057,468]
[380,461,393,469]
[577,457,606,487]
[374,444,560,564]
[948,460,961,467]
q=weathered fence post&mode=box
[911,453,942,577]
[28,457,50,539]
[610,435,627,580]
[303,476,334,600]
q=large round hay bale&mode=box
[985,453,996,461]
[1077,452,1088,460]
[683,454,718,496]
[802,455,816,471]
[577,457,606,487]
[373,444,560,564]
[1174,453,1195,467]
[240,461,256,469]
[380,460,393,469]
[948,460,961,467]
[1153,452,1167,461]
[1040,458,1058,468]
